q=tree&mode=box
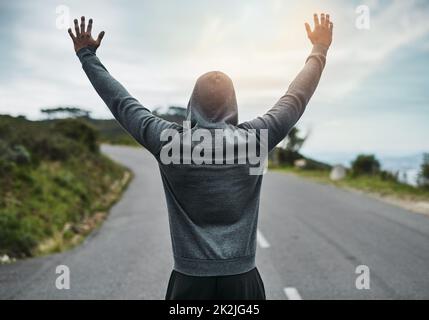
[351,154,380,176]
[153,105,187,124]
[418,153,429,187]
[275,127,309,166]
[41,106,91,119]
[284,127,307,152]
[53,119,99,153]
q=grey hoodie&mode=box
[77,44,327,276]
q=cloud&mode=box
[320,0,429,100]
[0,0,428,154]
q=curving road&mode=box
[1,145,429,299]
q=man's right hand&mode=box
[305,13,333,48]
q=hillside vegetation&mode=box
[37,105,188,147]
[85,118,139,146]
[0,115,131,258]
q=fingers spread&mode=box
[74,19,80,36]
[313,13,320,26]
[87,18,93,34]
[80,16,86,34]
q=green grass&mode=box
[0,115,131,258]
[2,155,131,257]
[272,166,429,202]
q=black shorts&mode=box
[165,267,266,300]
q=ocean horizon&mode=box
[303,151,426,186]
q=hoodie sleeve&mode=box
[76,46,179,156]
[238,44,328,151]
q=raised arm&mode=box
[238,13,333,151]
[68,17,178,156]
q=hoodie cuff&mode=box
[76,46,97,63]
[311,44,329,57]
[305,44,328,67]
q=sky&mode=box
[0,0,428,159]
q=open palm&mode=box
[305,13,333,48]
[68,16,105,52]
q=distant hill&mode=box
[86,106,187,146]
[152,105,187,124]
[50,106,188,147]
[85,118,139,146]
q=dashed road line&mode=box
[283,287,303,300]
[257,229,270,248]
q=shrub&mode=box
[419,153,429,187]
[0,141,31,174]
[0,210,39,257]
[18,133,82,162]
[379,170,398,182]
[0,141,14,174]
[53,119,99,153]
[277,149,301,166]
[11,145,31,164]
[351,154,380,176]
[1,116,90,163]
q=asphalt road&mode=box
[1,145,428,299]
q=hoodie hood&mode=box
[186,71,238,128]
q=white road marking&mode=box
[257,229,270,248]
[283,287,303,300]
